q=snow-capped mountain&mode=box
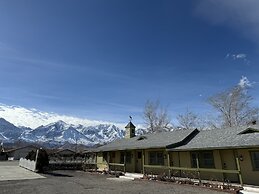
[77,124,125,144]
[0,103,125,129]
[0,103,146,147]
[20,120,95,146]
[0,118,24,141]
[0,118,128,146]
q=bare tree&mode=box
[177,109,202,130]
[143,100,171,133]
[208,85,259,128]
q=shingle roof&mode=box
[125,122,136,128]
[5,145,40,153]
[169,125,259,151]
[95,129,198,152]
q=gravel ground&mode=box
[0,170,226,194]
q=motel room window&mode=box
[103,152,107,162]
[191,151,215,168]
[191,153,198,168]
[126,152,131,163]
[149,152,164,165]
[120,151,131,164]
[251,151,259,171]
[111,152,115,158]
[120,152,124,164]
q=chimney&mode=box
[125,121,136,138]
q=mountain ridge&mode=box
[0,117,145,147]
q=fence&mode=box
[19,158,37,172]
[143,157,243,185]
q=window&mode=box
[126,152,131,163]
[120,151,132,164]
[103,152,107,162]
[191,151,214,168]
[137,152,142,159]
[111,152,115,158]
[191,153,198,168]
[251,151,259,170]
[149,152,164,165]
[120,152,124,164]
[203,152,214,168]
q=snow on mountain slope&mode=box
[0,103,145,146]
[0,116,127,146]
[0,118,24,141]
[20,120,95,146]
[78,124,125,144]
[0,104,125,129]
[0,133,8,141]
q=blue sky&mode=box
[0,0,259,124]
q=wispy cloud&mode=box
[28,93,61,100]
[225,53,250,65]
[195,0,259,46]
[238,76,253,88]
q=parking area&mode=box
[0,161,45,181]
[0,170,225,194]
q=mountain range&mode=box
[0,117,145,147]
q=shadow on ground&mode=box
[43,171,73,177]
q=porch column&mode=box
[178,152,181,177]
[195,155,201,184]
[235,157,243,186]
[167,152,171,177]
[124,151,126,173]
[142,150,145,174]
[107,152,110,171]
[218,150,226,181]
[95,152,97,171]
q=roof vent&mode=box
[137,136,147,141]
[238,127,259,135]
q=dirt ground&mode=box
[0,170,226,194]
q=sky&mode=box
[0,0,259,126]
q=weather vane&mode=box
[129,116,132,122]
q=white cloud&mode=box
[238,76,252,88]
[0,104,125,129]
[195,0,259,46]
[225,53,250,65]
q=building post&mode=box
[167,152,171,178]
[235,157,243,186]
[35,149,39,172]
[124,151,126,173]
[107,152,110,172]
[178,152,181,177]
[142,150,145,174]
[196,155,201,185]
[218,149,226,181]
[95,152,97,172]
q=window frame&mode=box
[148,151,164,165]
[250,151,259,171]
[126,151,131,164]
[120,151,132,164]
[120,152,124,164]
[190,151,215,169]
[103,152,107,162]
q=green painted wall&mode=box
[237,148,259,185]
